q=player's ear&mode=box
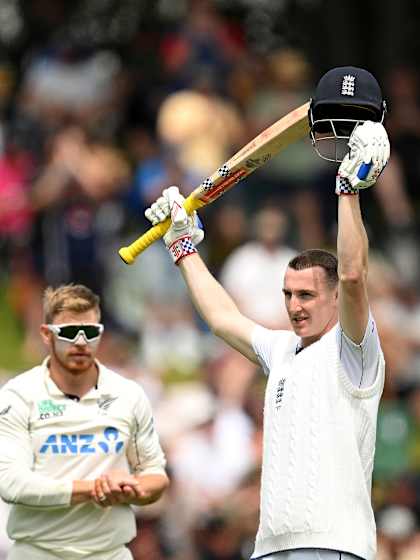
[40,324,52,345]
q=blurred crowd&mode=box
[1,1,420,559]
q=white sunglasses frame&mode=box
[47,323,104,343]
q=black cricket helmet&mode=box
[309,66,387,162]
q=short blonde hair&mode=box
[43,284,101,324]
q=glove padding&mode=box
[338,121,390,189]
[145,186,204,248]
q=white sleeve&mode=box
[127,391,167,476]
[0,388,72,508]
[252,325,290,376]
[337,313,381,388]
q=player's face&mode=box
[283,266,338,347]
[41,309,102,374]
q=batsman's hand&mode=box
[338,121,390,190]
[145,186,204,263]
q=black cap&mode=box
[310,66,385,122]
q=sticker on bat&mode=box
[246,154,271,169]
[199,169,247,203]
[218,164,230,177]
[202,177,214,192]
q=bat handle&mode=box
[118,195,203,264]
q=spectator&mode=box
[219,205,296,329]
[245,48,330,247]
[28,125,131,355]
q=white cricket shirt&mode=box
[0,359,166,558]
[251,317,385,560]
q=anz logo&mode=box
[40,426,124,455]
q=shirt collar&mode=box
[295,342,304,355]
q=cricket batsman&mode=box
[144,66,390,560]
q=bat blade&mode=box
[119,101,310,264]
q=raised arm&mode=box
[336,122,390,343]
[179,253,258,362]
[337,194,369,343]
[145,188,259,363]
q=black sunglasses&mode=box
[47,323,104,343]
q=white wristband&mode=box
[336,175,359,195]
[168,236,197,264]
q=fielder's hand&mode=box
[145,186,204,264]
[92,470,141,507]
[336,121,390,194]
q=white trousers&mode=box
[7,542,133,560]
[261,550,363,560]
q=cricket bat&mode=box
[119,101,310,264]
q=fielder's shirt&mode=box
[0,359,166,558]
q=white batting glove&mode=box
[336,121,390,194]
[145,186,204,264]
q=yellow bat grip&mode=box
[119,195,203,264]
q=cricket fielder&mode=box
[0,284,169,560]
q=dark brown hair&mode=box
[288,249,338,288]
[43,284,101,323]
